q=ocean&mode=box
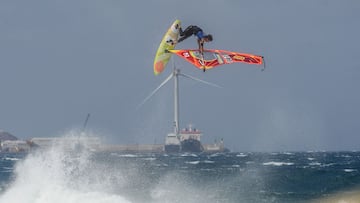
[1,139,360,203]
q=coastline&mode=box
[1,139,228,154]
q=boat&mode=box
[164,133,181,153]
[179,124,203,152]
[165,124,204,153]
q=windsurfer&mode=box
[167,25,213,54]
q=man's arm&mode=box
[198,39,204,54]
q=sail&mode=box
[168,49,264,71]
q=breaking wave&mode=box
[0,131,130,203]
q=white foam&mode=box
[263,162,294,166]
[236,153,248,157]
[115,154,138,158]
[309,162,321,166]
[344,169,357,173]
[341,155,352,158]
[186,161,200,165]
[4,157,21,161]
[143,157,156,161]
[322,163,335,167]
[181,153,198,157]
[149,172,216,203]
[209,153,221,157]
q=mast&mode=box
[173,68,180,135]
[139,60,220,138]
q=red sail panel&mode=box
[169,49,263,71]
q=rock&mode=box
[0,130,18,142]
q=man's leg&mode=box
[166,25,193,45]
[177,26,194,43]
[179,26,183,36]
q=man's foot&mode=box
[203,67,206,72]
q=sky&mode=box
[0,0,359,151]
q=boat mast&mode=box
[82,113,90,131]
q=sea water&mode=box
[1,135,360,203]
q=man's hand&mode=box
[166,39,177,45]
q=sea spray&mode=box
[0,130,131,203]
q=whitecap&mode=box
[321,163,335,167]
[143,157,156,161]
[209,153,221,157]
[263,162,294,166]
[116,154,138,158]
[186,161,200,165]
[309,162,321,166]
[341,155,352,158]
[236,153,248,157]
[344,169,357,173]
[200,168,214,171]
[4,157,20,161]
[181,153,198,157]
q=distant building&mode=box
[203,139,225,152]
